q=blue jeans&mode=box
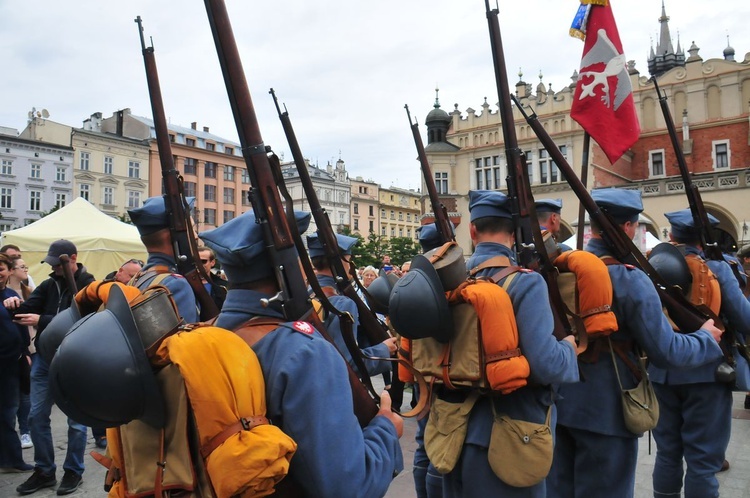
[29,354,87,476]
[17,391,30,434]
[0,361,25,467]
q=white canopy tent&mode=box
[563,230,662,251]
[1,198,147,284]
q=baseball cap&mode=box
[42,239,77,266]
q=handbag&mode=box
[609,338,659,434]
[487,399,553,488]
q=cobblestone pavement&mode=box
[2,392,748,497]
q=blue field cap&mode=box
[591,188,643,224]
[200,210,311,283]
[128,196,196,236]
[417,221,455,253]
[665,208,719,240]
[468,190,512,222]
[307,232,359,258]
[535,198,563,214]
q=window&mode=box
[223,187,234,204]
[206,143,215,151]
[104,156,113,175]
[224,165,235,181]
[354,219,359,230]
[30,164,41,179]
[203,208,216,225]
[398,212,403,221]
[339,212,345,226]
[204,185,217,202]
[80,152,90,170]
[474,155,501,190]
[29,190,41,211]
[435,171,448,194]
[55,193,67,209]
[186,138,196,147]
[223,210,235,223]
[649,150,665,177]
[127,191,141,209]
[205,162,216,178]
[391,227,395,237]
[103,187,114,205]
[381,227,386,236]
[241,190,251,206]
[359,186,368,194]
[56,166,66,182]
[399,228,403,237]
[538,149,560,184]
[712,141,730,169]
[354,203,359,214]
[390,210,395,220]
[381,209,386,219]
[184,158,197,175]
[225,147,234,156]
[407,213,412,222]
[369,205,374,216]
[1,159,12,175]
[390,195,394,201]
[128,161,140,178]
[0,187,13,208]
[184,181,196,198]
[369,220,374,232]
[79,184,91,201]
[241,169,250,184]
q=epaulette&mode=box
[518,268,534,273]
[623,264,636,270]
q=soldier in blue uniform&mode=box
[650,208,750,498]
[440,190,579,498]
[200,210,404,498]
[307,232,397,376]
[127,196,199,323]
[546,189,724,498]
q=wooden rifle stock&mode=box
[512,97,711,334]
[405,105,454,244]
[652,78,723,262]
[135,17,219,321]
[57,255,78,299]
[485,3,569,341]
[270,89,390,347]
[202,0,379,424]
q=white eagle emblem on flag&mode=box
[577,28,632,111]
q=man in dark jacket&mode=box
[3,239,95,496]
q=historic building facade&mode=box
[378,186,421,241]
[423,6,750,255]
[0,126,74,231]
[350,176,380,237]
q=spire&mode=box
[657,0,674,55]
[433,86,441,109]
[724,34,735,61]
[648,1,685,77]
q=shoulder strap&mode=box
[131,265,172,289]
[468,256,513,277]
[599,255,621,266]
[233,317,285,348]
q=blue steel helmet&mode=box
[49,285,165,429]
[36,301,81,364]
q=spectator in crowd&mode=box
[0,253,33,473]
[1,246,35,289]
[103,259,144,284]
[198,246,227,310]
[360,266,378,290]
[5,240,95,495]
[6,256,34,450]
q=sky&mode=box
[1,1,748,191]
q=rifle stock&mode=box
[485,2,569,341]
[202,0,379,425]
[135,17,219,321]
[512,97,711,334]
[271,89,391,347]
[405,105,454,245]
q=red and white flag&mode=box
[570,0,640,164]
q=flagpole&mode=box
[576,131,591,249]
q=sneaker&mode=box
[0,462,33,473]
[56,470,82,496]
[95,436,107,449]
[20,434,33,449]
[16,468,57,495]
[720,459,730,472]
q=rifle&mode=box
[135,17,219,321]
[58,254,78,300]
[652,77,742,379]
[270,90,391,349]
[485,1,571,342]
[202,0,379,426]
[512,97,723,339]
[405,105,454,245]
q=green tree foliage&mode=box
[388,237,420,267]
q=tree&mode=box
[338,226,368,264]
[360,233,389,268]
[388,237,420,266]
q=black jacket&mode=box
[17,263,95,339]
